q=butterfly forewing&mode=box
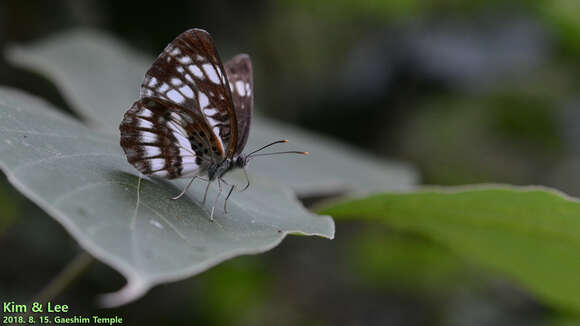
[140,28,238,157]
[225,54,254,154]
[120,97,221,179]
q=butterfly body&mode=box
[207,155,246,181]
[120,28,253,178]
[120,28,304,219]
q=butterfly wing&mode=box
[120,97,222,179]
[140,28,238,158]
[224,54,253,154]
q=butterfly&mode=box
[119,28,306,220]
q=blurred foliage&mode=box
[0,176,21,234]
[287,0,502,20]
[537,0,580,57]
[347,227,472,292]
[490,94,559,149]
[287,0,580,59]
[196,258,272,326]
[399,91,565,185]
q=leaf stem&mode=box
[33,251,94,304]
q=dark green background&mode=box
[1,1,579,325]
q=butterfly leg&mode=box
[202,180,212,204]
[171,176,197,200]
[239,168,250,192]
[218,178,237,212]
[223,183,235,213]
[210,179,223,221]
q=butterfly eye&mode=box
[235,156,245,167]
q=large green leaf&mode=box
[6,28,417,194]
[323,186,580,313]
[0,87,334,306]
[6,29,149,131]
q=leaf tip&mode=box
[98,280,149,308]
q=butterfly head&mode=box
[207,140,307,181]
[234,155,248,169]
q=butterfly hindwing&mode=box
[225,54,253,154]
[140,28,238,158]
[120,97,222,179]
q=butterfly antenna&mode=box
[248,151,308,159]
[246,139,288,157]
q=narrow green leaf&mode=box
[322,186,580,312]
[0,87,334,306]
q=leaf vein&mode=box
[12,152,122,173]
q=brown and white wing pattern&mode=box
[120,97,223,179]
[140,28,238,157]
[224,54,253,154]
